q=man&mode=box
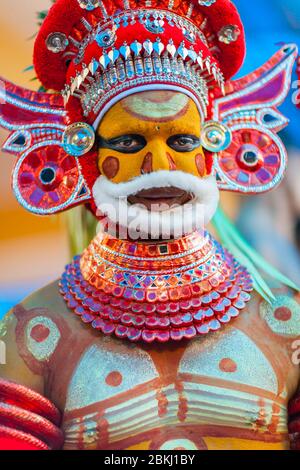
[0,0,299,451]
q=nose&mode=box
[143,139,176,173]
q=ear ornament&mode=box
[62,122,95,157]
[201,121,232,153]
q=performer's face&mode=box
[97,91,210,185]
[94,91,219,238]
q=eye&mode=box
[167,135,200,152]
[98,135,147,154]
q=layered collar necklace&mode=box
[60,231,253,343]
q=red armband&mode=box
[288,392,300,450]
[0,379,63,450]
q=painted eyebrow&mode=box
[97,134,146,146]
[168,134,200,139]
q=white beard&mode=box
[92,171,219,240]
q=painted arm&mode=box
[0,311,63,450]
[289,384,300,450]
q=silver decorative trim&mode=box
[198,0,217,6]
[69,9,209,64]
[92,74,209,117]
[186,4,194,18]
[62,38,224,115]
[99,0,108,19]
[0,88,65,117]
[81,17,93,32]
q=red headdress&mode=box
[0,0,297,215]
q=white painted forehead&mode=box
[93,84,205,130]
[121,91,190,120]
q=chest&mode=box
[59,320,296,450]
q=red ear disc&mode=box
[13,145,91,215]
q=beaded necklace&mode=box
[60,231,253,343]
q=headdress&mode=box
[0,0,297,216]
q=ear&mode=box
[0,77,92,215]
[212,44,298,194]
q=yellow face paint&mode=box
[97,91,209,184]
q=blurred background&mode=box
[0,0,299,319]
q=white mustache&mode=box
[94,170,216,200]
[92,170,219,239]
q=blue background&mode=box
[234,0,300,147]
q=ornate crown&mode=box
[34,0,245,126]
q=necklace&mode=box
[60,231,253,343]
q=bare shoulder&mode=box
[260,286,300,325]
[243,285,300,329]
[20,280,70,316]
[0,280,87,393]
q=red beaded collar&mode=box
[60,231,253,343]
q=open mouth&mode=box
[127,187,193,211]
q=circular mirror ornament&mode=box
[62,122,95,157]
[198,0,217,6]
[46,32,69,53]
[201,121,232,153]
[77,0,100,11]
[39,167,57,185]
[218,25,241,44]
[96,29,116,49]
